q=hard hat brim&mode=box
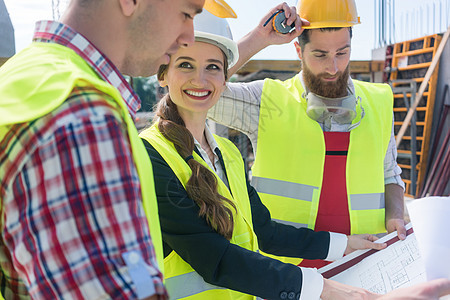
[297,0,361,29]
[195,31,239,69]
[301,18,361,29]
[203,0,237,18]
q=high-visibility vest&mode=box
[0,43,164,273]
[140,124,258,300]
[251,75,392,265]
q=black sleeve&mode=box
[246,178,331,259]
[142,139,305,300]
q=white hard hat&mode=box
[193,10,239,68]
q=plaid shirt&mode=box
[208,76,405,188]
[0,21,166,299]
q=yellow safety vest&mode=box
[140,124,258,300]
[252,75,392,265]
[0,42,164,274]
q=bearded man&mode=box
[208,0,406,269]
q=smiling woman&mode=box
[141,10,237,243]
[137,6,387,300]
[158,42,227,121]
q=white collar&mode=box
[193,122,220,153]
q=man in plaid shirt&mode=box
[0,0,208,298]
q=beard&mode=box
[302,62,350,98]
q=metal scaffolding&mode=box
[375,0,450,48]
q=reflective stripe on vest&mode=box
[252,176,385,211]
[140,124,257,300]
[251,176,317,202]
[165,271,226,299]
[271,219,308,229]
[252,75,392,265]
[350,193,385,210]
[0,43,164,272]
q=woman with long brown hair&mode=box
[139,6,386,300]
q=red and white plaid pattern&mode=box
[0,21,166,299]
[34,20,141,119]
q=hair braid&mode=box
[155,95,236,240]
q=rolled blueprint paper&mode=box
[407,196,450,281]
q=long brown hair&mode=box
[155,63,235,240]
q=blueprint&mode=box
[408,196,450,281]
[319,223,427,294]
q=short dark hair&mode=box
[297,27,353,50]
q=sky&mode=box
[3,0,450,61]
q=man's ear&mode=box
[119,0,137,17]
[294,41,302,60]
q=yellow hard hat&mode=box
[297,0,361,29]
[203,0,237,18]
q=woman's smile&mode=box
[184,89,212,100]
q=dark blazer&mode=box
[142,139,331,300]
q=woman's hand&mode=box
[378,278,450,300]
[345,234,387,255]
[321,278,376,300]
[321,275,450,300]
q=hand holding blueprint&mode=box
[317,196,450,297]
[407,196,450,281]
[318,223,426,294]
